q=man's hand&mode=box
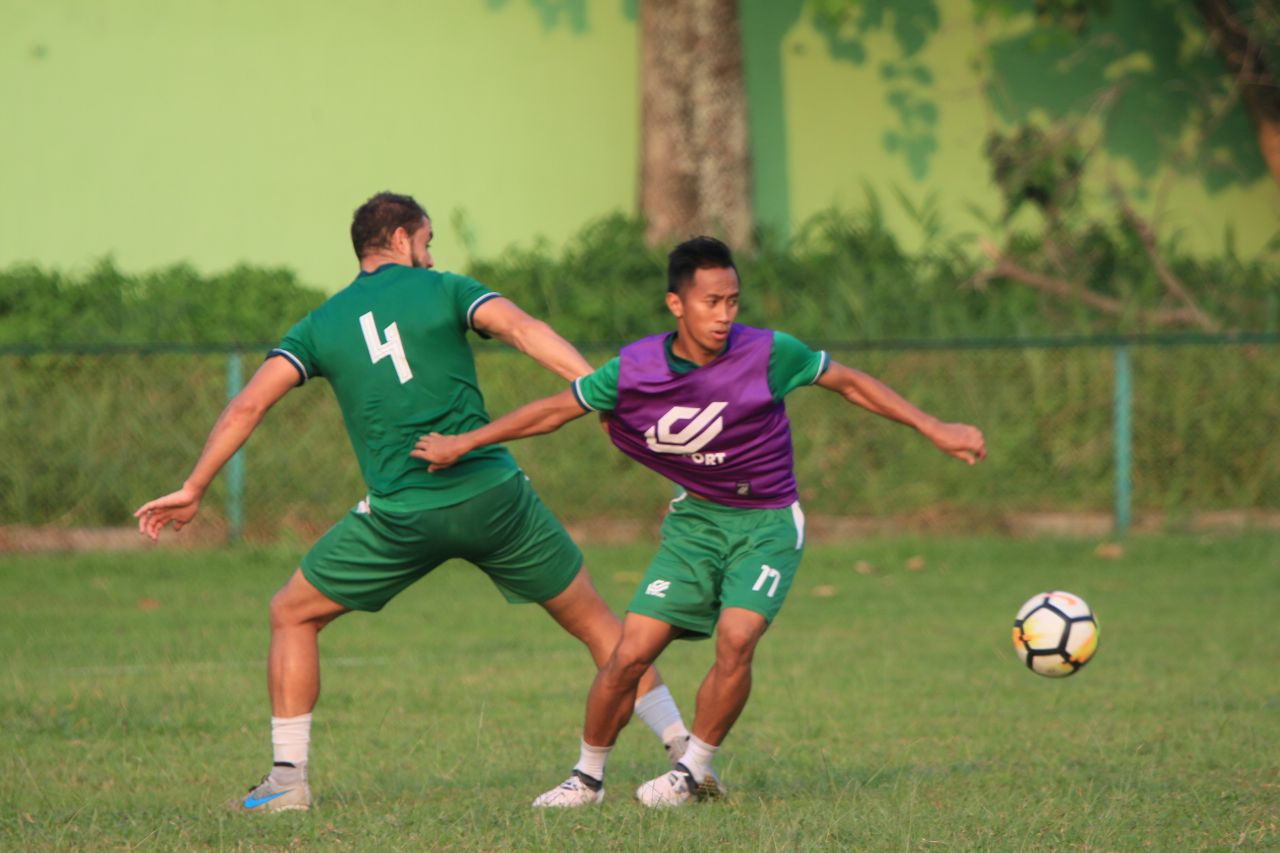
[923,421,987,465]
[134,486,204,542]
[411,432,472,472]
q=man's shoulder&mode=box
[369,265,450,289]
[324,267,453,306]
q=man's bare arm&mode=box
[134,356,300,541]
[411,388,588,471]
[471,297,592,381]
[816,360,987,465]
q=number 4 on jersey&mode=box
[360,311,413,384]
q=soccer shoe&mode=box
[635,763,698,808]
[531,770,604,808]
[663,735,727,800]
[236,767,311,813]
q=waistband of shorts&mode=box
[673,489,800,515]
[367,468,520,514]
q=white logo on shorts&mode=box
[645,580,671,598]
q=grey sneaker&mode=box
[663,735,727,800]
[237,764,311,813]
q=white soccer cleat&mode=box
[531,771,604,808]
[635,764,697,808]
[663,735,727,799]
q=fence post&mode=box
[1112,345,1132,537]
[226,352,245,544]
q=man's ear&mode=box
[390,226,410,253]
[665,291,683,319]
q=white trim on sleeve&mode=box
[808,351,831,385]
[268,348,308,384]
[466,292,502,331]
[571,377,598,412]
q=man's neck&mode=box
[359,252,406,274]
[669,332,725,367]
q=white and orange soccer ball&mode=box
[1012,591,1099,677]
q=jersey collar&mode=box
[357,263,401,279]
[664,327,735,375]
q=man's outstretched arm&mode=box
[134,356,300,541]
[816,360,987,465]
[472,297,593,382]
[411,388,588,471]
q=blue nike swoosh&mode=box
[243,789,291,809]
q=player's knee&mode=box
[715,628,762,670]
[269,587,299,630]
[269,583,324,630]
[605,645,656,685]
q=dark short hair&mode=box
[350,192,429,259]
[667,236,737,294]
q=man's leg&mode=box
[581,612,682,746]
[539,566,697,758]
[689,607,769,745]
[269,568,350,717]
[239,569,348,813]
[538,566,665,694]
[532,612,680,807]
[636,607,768,807]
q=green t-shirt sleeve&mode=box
[445,272,501,337]
[571,357,620,412]
[768,331,829,401]
[270,313,320,384]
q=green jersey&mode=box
[271,264,517,511]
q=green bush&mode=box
[0,259,325,346]
[2,203,1276,348]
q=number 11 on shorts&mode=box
[753,564,781,597]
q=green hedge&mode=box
[3,206,1276,348]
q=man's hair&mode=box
[667,236,737,294]
[350,192,429,259]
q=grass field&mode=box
[3,535,1278,851]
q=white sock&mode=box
[573,740,612,783]
[634,685,688,745]
[678,734,718,784]
[271,713,312,767]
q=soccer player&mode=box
[412,236,987,808]
[133,192,700,813]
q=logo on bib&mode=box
[645,403,728,455]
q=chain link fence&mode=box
[2,336,1277,547]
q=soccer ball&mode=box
[1011,591,1099,677]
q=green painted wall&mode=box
[2,1,640,287]
[3,1,1275,291]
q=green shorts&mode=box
[301,473,583,612]
[626,493,806,639]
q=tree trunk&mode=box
[1195,0,1280,188]
[640,0,754,248]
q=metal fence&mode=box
[1,334,1277,546]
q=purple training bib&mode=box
[610,324,798,508]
